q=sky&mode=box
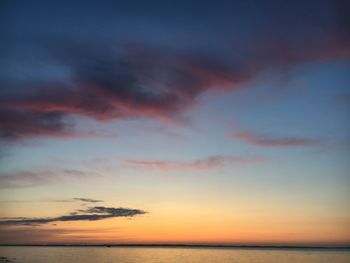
[0,0,349,245]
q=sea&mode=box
[0,246,349,263]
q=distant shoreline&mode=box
[1,244,349,250]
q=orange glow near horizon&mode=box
[1,199,349,245]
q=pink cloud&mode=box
[232,131,321,147]
[123,155,266,170]
[334,94,350,105]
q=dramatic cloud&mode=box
[232,131,321,147]
[0,0,349,142]
[123,155,266,170]
[0,39,348,141]
[0,109,73,141]
[0,45,248,141]
[0,206,147,226]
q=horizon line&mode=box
[1,244,349,249]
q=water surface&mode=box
[0,246,349,263]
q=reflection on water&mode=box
[0,246,349,263]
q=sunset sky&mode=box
[0,0,349,245]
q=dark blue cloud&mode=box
[0,206,147,226]
[0,0,349,142]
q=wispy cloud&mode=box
[47,198,103,203]
[123,155,266,170]
[73,198,103,203]
[0,169,98,189]
[0,206,147,226]
[0,197,103,204]
[334,94,350,105]
[232,131,321,147]
[0,226,122,244]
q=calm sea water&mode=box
[0,246,349,263]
